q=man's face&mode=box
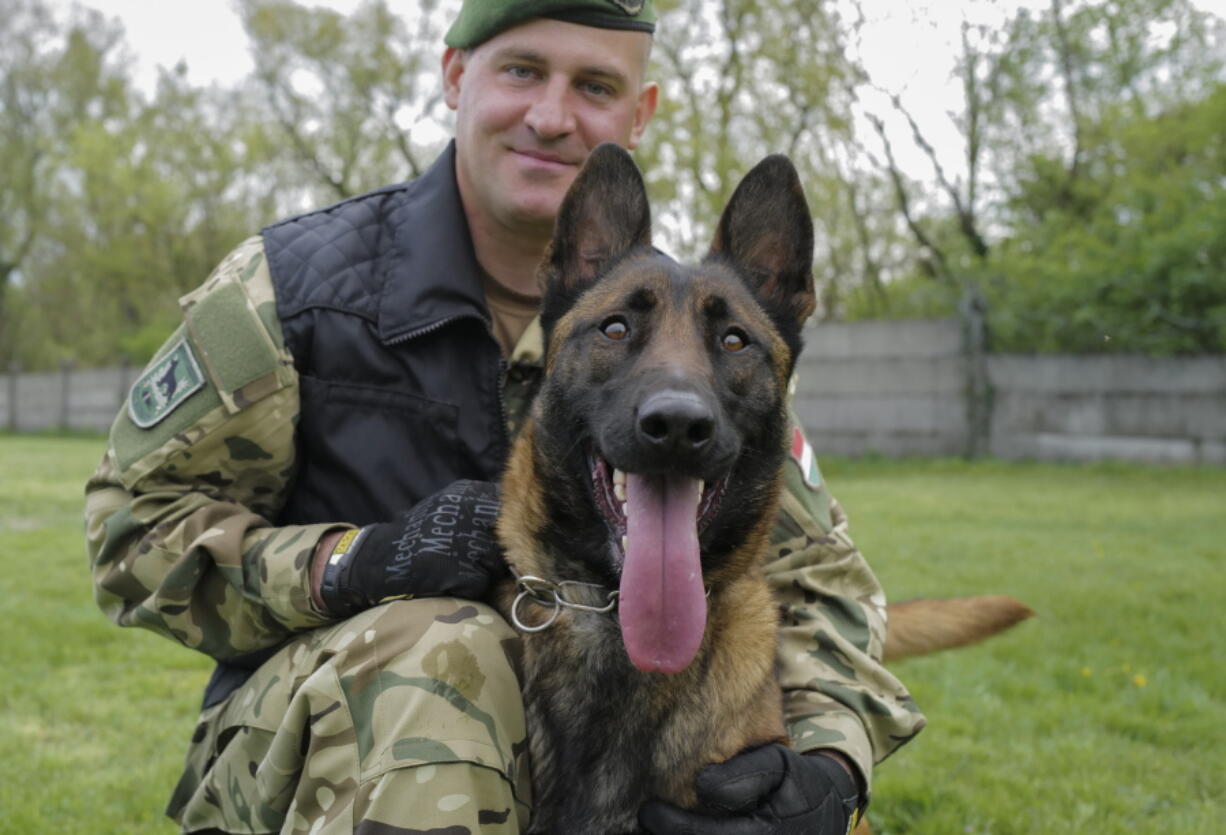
[443,18,658,236]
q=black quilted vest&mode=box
[264,143,509,527]
[202,144,509,708]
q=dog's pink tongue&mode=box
[619,473,707,674]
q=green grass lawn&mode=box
[0,435,213,834]
[827,457,1226,834]
[1,436,1223,833]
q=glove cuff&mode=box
[807,750,862,828]
[319,526,376,617]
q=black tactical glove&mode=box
[319,479,507,617]
[639,744,860,835]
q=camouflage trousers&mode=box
[168,598,532,834]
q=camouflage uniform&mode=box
[86,235,924,833]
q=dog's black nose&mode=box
[637,390,715,455]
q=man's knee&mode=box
[327,597,522,714]
[172,598,530,833]
[319,598,529,794]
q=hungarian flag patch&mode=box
[790,426,823,490]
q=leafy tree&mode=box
[641,0,908,319]
[6,0,1223,365]
[4,1,289,368]
[990,83,1226,354]
[22,65,282,367]
[238,0,453,202]
[0,0,130,364]
[849,0,1226,354]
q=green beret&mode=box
[445,0,656,49]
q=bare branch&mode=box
[960,22,983,214]
[657,34,712,199]
[844,176,887,305]
[385,91,441,180]
[879,87,990,260]
[1050,0,1086,203]
[260,67,350,198]
[866,112,953,283]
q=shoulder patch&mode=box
[128,338,206,428]
[789,425,823,491]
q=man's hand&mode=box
[316,480,508,617]
[638,744,860,835]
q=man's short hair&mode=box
[445,0,657,49]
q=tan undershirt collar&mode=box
[481,270,543,360]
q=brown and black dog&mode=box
[497,142,807,833]
[496,143,1031,834]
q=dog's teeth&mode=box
[613,468,626,486]
[621,535,629,552]
[614,482,626,502]
[698,480,705,495]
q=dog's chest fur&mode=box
[521,613,677,834]
[506,579,784,835]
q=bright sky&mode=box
[45,0,1226,177]
[49,0,366,90]
[45,1,1003,162]
[54,0,1038,98]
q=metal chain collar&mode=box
[510,573,619,633]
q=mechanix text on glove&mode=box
[320,480,507,617]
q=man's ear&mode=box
[706,155,816,328]
[542,142,652,305]
[626,82,659,150]
[442,47,466,110]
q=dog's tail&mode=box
[882,596,1033,662]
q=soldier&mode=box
[84,1,925,832]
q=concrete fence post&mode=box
[59,360,74,431]
[6,361,18,432]
[959,287,993,459]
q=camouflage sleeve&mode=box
[765,413,926,797]
[84,236,346,661]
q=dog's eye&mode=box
[722,328,749,353]
[601,316,630,341]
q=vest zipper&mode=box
[384,314,471,345]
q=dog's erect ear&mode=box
[544,142,651,302]
[706,155,816,328]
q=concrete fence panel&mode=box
[2,365,129,434]
[795,319,967,457]
[804,319,962,359]
[799,356,966,395]
[71,367,133,433]
[10,369,64,433]
[988,354,1226,464]
[5,324,1224,465]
